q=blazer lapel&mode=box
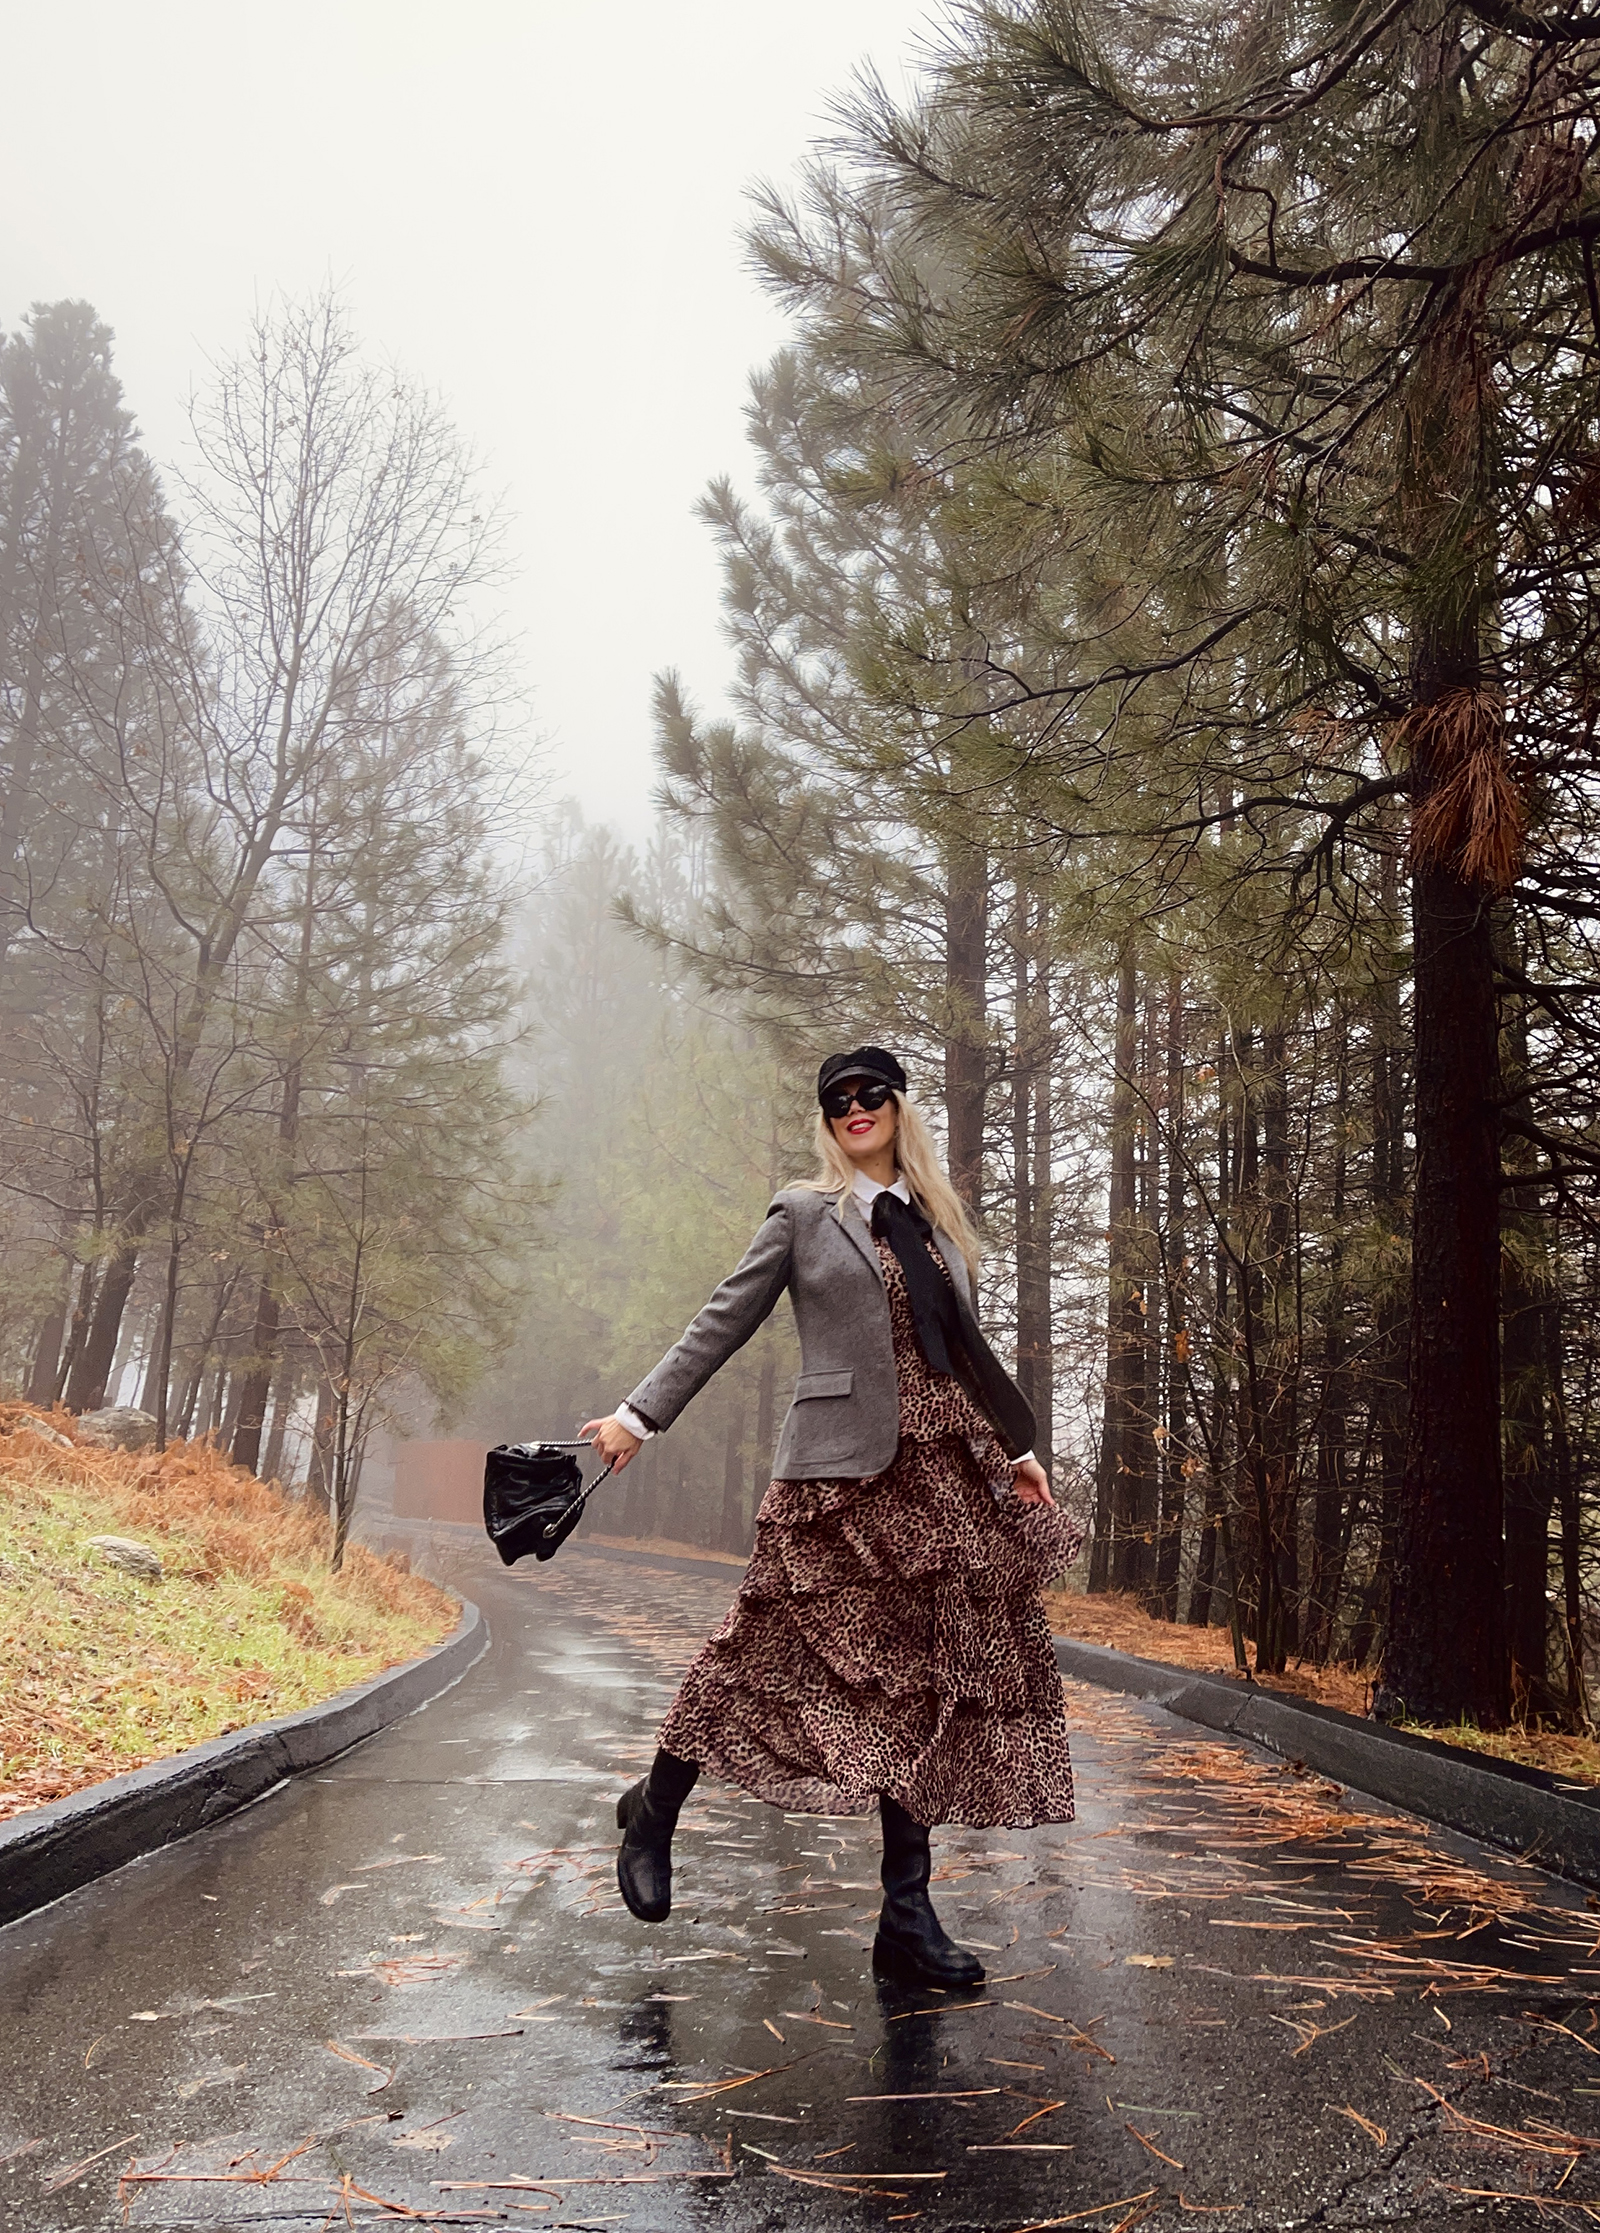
[840,1194,886,1283]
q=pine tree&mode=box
[748,0,1600,1722]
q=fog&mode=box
[0,0,934,838]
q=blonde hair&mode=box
[799,1090,981,1280]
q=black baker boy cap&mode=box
[817,1044,908,1103]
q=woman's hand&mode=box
[1012,1457,1055,1506]
[582,1416,643,1471]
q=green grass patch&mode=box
[0,1433,457,1820]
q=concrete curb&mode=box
[0,1600,486,1930]
[1054,1633,1600,1890]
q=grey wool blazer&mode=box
[625,1186,977,1481]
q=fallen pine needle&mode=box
[969,2143,1076,2152]
[1008,2100,1068,2136]
[117,2136,319,2193]
[1328,2106,1387,2149]
[434,2181,566,2195]
[544,2114,683,2141]
[763,2163,930,2197]
[1412,2076,1600,2157]
[1253,1973,1394,2001]
[1268,2012,1357,2058]
[846,2090,1001,2102]
[792,2171,945,2181]
[1126,2125,1184,2170]
[337,2173,438,2220]
[1433,2183,1596,2215]
[350,2028,522,2044]
[43,2135,140,2193]
[1012,2188,1159,2230]
[442,2171,734,2186]
[326,2041,394,2092]
[656,2054,820,2101]
[1518,2014,1600,2058]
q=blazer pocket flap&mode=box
[794,1369,854,1401]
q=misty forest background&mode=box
[8,0,1600,1730]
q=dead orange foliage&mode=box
[1044,1587,1600,1782]
[0,1397,436,1609]
[1042,1588,1373,1716]
[0,1398,457,1819]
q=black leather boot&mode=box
[872,1796,985,1988]
[616,1749,699,1923]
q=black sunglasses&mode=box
[820,1078,896,1121]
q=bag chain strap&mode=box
[511,1437,619,1518]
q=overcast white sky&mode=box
[0,1,938,840]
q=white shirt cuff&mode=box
[1010,1450,1036,1468]
[615,1401,656,1442]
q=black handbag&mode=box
[482,1440,616,1565]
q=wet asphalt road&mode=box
[7,1541,1600,2231]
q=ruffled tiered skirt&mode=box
[657,1434,1082,1827]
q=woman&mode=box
[583,1045,1081,1989]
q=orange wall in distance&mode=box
[393,1439,489,1525]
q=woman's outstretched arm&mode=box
[583,1200,794,1469]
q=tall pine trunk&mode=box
[234,834,319,1472]
[720,1402,748,1553]
[753,1348,776,1496]
[1188,1024,1231,1628]
[1383,847,1504,1720]
[1154,971,1186,1621]
[1379,249,1511,1725]
[1105,951,1147,1593]
[1500,936,1555,1713]
[26,1249,72,1406]
[1012,890,1053,1471]
[64,1200,154,1411]
[1255,1026,1297,1671]
[944,840,988,1214]
[1306,1004,1350,1662]
[1548,1298,1587,1727]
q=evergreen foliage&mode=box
[616,0,1600,1724]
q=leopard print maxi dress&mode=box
[656,1235,1083,1827]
